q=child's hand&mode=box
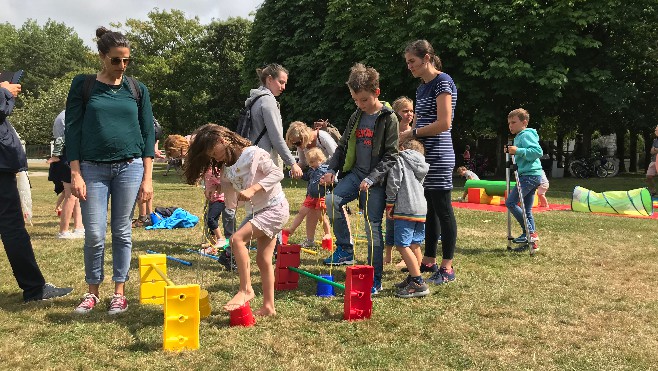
[506,145,517,155]
[319,173,334,185]
[46,156,60,164]
[386,207,394,219]
[359,180,370,191]
[238,187,257,202]
[204,187,214,201]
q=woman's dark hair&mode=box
[256,63,288,85]
[183,124,251,185]
[96,27,130,54]
[405,39,442,70]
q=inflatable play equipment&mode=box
[464,179,538,207]
[571,186,653,216]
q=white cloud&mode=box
[0,0,263,48]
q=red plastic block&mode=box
[281,229,290,245]
[274,244,301,291]
[321,238,333,251]
[467,187,485,204]
[343,265,373,321]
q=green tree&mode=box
[10,73,78,145]
[121,9,208,134]
[7,20,94,96]
[203,18,252,129]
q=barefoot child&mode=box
[282,147,331,247]
[184,124,289,316]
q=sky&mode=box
[0,0,264,48]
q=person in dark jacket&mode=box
[0,79,73,302]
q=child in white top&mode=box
[184,124,289,317]
[457,166,480,201]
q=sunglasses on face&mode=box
[106,56,133,66]
[292,140,302,147]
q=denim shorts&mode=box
[393,219,425,248]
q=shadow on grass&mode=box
[44,303,165,352]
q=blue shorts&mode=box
[394,219,425,248]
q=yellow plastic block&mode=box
[139,254,168,305]
[489,195,504,205]
[199,289,211,319]
[479,193,493,204]
[467,187,485,203]
[164,284,200,351]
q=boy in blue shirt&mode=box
[505,108,543,254]
[320,63,399,294]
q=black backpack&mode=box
[82,74,142,106]
[236,93,268,145]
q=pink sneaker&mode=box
[107,294,128,315]
[74,293,99,314]
[529,232,539,255]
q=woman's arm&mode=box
[416,93,452,137]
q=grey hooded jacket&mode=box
[385,149,429,221]
[244,86,296,166]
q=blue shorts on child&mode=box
[394,219,425,247]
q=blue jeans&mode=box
[80,159,144,284]
[325,172,385,281]
[505,174,541,234]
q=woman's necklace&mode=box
[109,81,123,94]
[106,75,124,94]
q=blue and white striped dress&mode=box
[415,73,458,190]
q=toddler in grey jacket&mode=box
[385,139,431,298]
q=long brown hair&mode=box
[183,124,251,185]
[405,39,442,70]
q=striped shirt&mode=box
[415,73,458,190]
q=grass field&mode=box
[1,163,657,370]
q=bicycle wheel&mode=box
[595,165,608,178]
[571,162,588,178]
[602,160,618,177]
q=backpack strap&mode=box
[249,93,269,145]
[125,76,142,105]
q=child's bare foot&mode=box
[223,289,255,312]
[254,306,276,317]
[395,260,407,268]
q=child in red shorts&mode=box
[283,148,331,247]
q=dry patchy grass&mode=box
[0,164,656,370]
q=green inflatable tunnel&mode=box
[571,186,653,216]
[464,180,515,197]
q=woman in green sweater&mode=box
[65,27,155,315]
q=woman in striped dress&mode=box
[400,39,458,285]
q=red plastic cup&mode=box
[321,238,333,251]
[229,302,256,327]
[281,229,290,245]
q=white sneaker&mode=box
[301,238,316,248]
[72,229,85,238]
[57,231,76,239]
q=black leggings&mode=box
[424,189,457,260]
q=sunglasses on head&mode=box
[106,56,133,65]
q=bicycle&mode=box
[568,156,611,178]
